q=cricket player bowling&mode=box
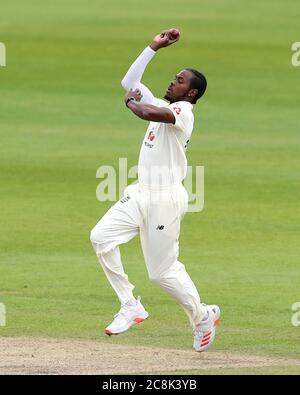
[90,29,220,352]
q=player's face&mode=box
[164,70,194,103]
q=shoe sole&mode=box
[105,313,149,336]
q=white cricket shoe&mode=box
[105,296,149,336]
[193,304,220,352]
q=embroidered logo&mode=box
[147,131,155,141]
[172,106,181,115]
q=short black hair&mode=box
[185,68,207,104]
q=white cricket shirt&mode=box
[138,98,194,187]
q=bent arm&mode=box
[121,46,156,104]
[127,100,175,124]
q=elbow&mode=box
[121,76,139,92]
[121,78,127,90]
[121,77,131,91]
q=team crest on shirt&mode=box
[144,130,155,148]
[147,131,155,141]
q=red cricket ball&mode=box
[168,28,180,40]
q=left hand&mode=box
[150,29,180,51]
[124,88,143,106]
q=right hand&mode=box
[150,29,180,51]
[124,88,143,106]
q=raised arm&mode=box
[121,29,180,105]
[121,47,156,105]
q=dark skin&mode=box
[124,30,199,125]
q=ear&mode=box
[188,88,198,100]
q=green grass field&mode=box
[1,0,300,374]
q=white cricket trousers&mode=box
[90,183,206,328]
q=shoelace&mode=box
[194,309,211,336]
[114,296,142,318]
[114,305,130,319]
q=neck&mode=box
[169,97,193,104]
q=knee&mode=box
[90,227,98,244]
[90,225,105,247]
[90,231,105,257]
[148,272,163,285]
[90,224,116,256]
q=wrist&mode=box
[125,97,136,107]
[149,42,159,52]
